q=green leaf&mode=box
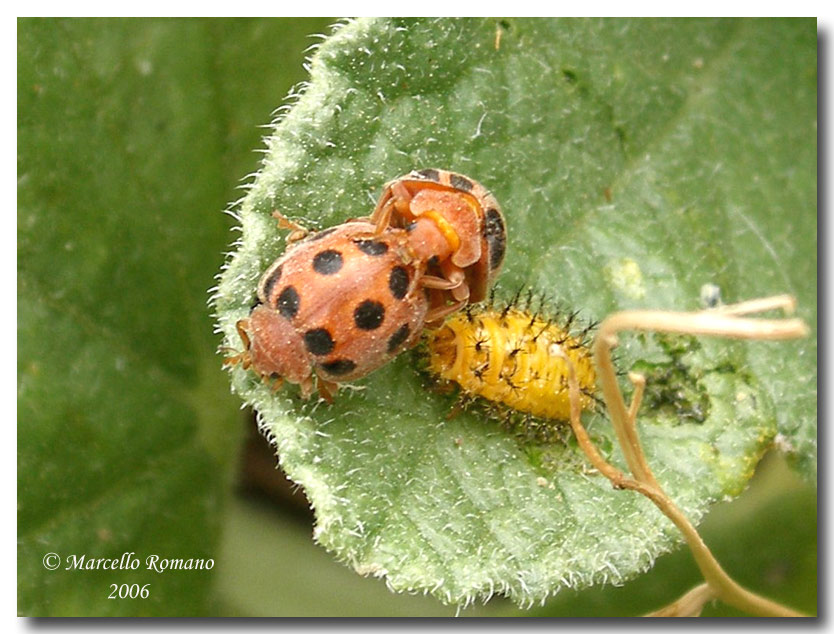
[17,17,334,615]
[215,17,816,607]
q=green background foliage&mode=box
[18,17,815,616]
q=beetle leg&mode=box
[317,378,338,404]
[441,261,470,302]
[422,265,470,302]
[299,375,316,400]
[372,181,413,234]
[272,210,310,243]
[372,198,396,234]
[222,350,251,369]
[421,274,462,290]
[235,319,251,349]
[223,320,253,368]
[425,298,467,326]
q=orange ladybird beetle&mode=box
[227,169,507,401]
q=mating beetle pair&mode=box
[226,169,507,401]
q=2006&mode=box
[108,583,150,599]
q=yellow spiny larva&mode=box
[423,302,597,423]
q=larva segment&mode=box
[424,306,597,422]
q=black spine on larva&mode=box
[534,290,549,317]
[580,320,600,339]
[530,320,548,344]
[523,288,534,311]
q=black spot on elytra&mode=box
[277,286,299,319]
[387,324,410,353]
[484,208,506,270]
[389,266,409,300]
[450,173,474,192]
[354,300,385,330]
[355,239,389,256]
[261,265,282,302]
[321,359,356,376]
[312,249,343,275]
[307,227,338,242]
[416,168,440,182]
[304,328,334,356]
